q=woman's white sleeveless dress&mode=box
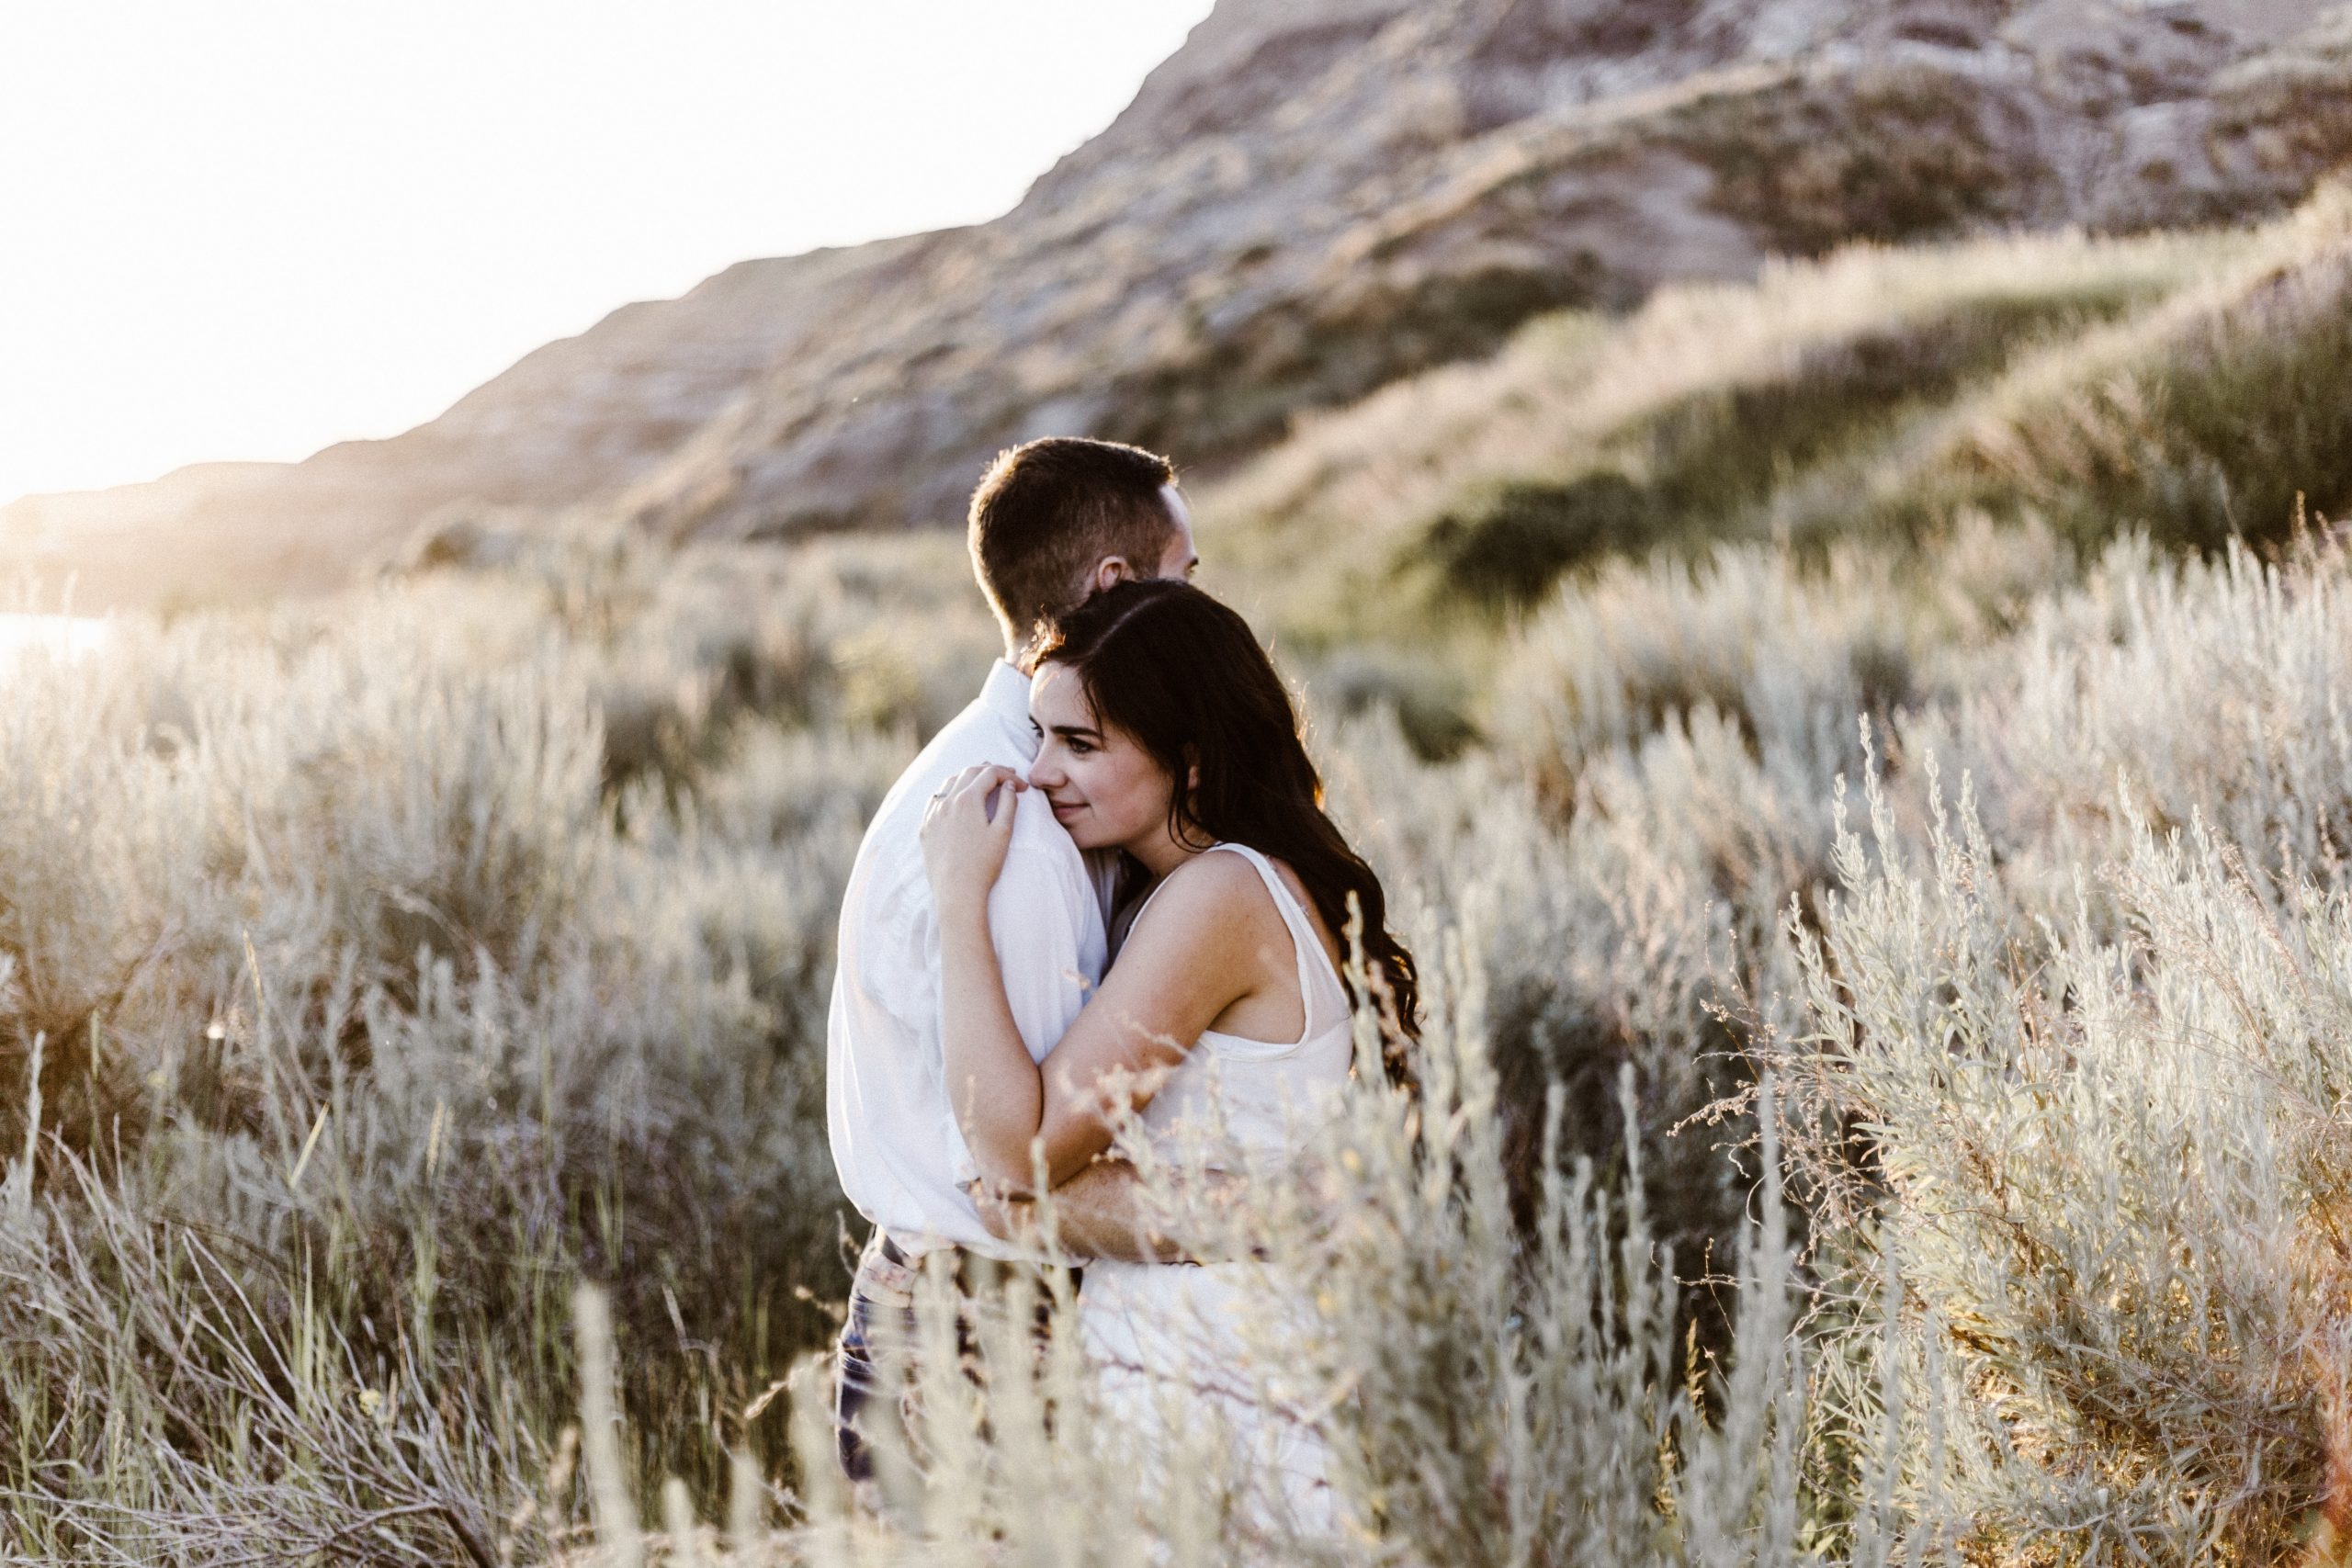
[1076,842,1355,1534]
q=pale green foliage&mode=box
[1754,537,2352,1561]
[1936,535,2352,897]
[1494,540,1926,803]
[9,192,2352,1564]
[1790,760,2352,1559]
[0,573,902,1559]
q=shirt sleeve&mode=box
[938,794,1096,1185]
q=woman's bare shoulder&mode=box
[1122,848,1282,956]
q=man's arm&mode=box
[969,1159,1253,1265]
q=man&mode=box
[825,435,1197,1486]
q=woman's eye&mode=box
[1067,739,1094,756]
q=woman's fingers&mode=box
[923,764,1026,837]
[957,763,1023,794]
[952,763,1025,822]
[927,765,1007,817]
[992,769,1027,818]
[920,763,1026,906]
[941,763,1015,797]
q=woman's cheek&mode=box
[1079,761,1128,832]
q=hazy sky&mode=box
[0,1,1215,506]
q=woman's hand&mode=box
[921,763,1025,915]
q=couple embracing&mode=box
[823,436,1419,1526]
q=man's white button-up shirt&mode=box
[825,659,1110,1258]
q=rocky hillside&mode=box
[9,0,2351,608]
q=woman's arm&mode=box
[922,764,1050,1181]
[934,856,1046,1173]
[1014,859,1263,1185]
[973,1159,1258,1264]
[922,766,1268,1193]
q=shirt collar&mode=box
[981,659,1038,762]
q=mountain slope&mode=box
[7,0,2350,609]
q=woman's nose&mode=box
[1027,752,1066,789]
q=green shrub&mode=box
[1786,754,2352,1559]
[1429,472,1657,605]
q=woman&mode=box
[919,578,1419,1528]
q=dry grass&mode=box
[10,188,2352,1565]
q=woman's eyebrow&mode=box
[1049,723,1102,742]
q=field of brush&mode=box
[7,186,2352,1565]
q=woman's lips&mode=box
[1048,798,1082,820]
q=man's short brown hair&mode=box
[967,437,1178,656]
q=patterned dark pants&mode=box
[831,1231,922,1485]
[830,1231,1075,1487]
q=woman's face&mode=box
[1027,662,1177,857]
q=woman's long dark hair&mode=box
[1037,580,1421,1086]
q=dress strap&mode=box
[1197,843,1346,1047]
[1122,843,1347,1046]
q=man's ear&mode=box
[1090,555,1133,594]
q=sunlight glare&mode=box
[0,0,1215,507]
